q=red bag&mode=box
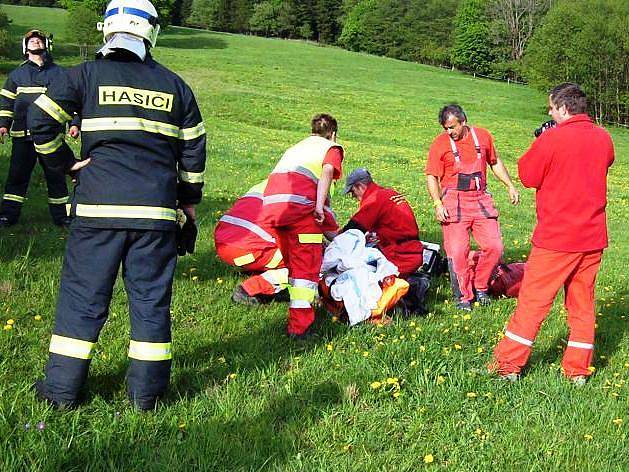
[488,262,526,298]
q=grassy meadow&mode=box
[0,5,627,471]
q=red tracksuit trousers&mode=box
[276,218,323,335]
[492,246,603,377]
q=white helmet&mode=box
[97,0,160,48]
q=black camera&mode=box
[534,120,556,138]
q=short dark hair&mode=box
[438,104,467,126]
[549,83,587,115]
[311,113,338,139]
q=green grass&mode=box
[1,5,627,471]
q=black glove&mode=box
[534,120,556,138]
[176,210,198,256]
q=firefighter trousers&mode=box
[276,218,323,335]
[0,138,68,224]
[492,246,603,377]
[40,227,177,408]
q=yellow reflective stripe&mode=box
[10,130,26,137]
[288,286,316,302]
[298,233,323,244]
[49,334,95,360]
[265,248,283,269]
[0,89,16,100]
[179,169,205,183]
[34,134,64,155]
[128,340,172,361]
[76,204,177,221]
[178,122,205,140]
[81,117,180,138]
[3,193,25,203]
[16,86,47,94]
[48,196,69,204]
[65,203,71,216]
[0,110,14,118]
[34,94,72,123]
[234,253,256,266]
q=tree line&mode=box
[1,0,627,124]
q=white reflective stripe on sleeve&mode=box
[289,299,312,309]
[48,196,69,204]
[178,169,205,183]
[80,117,180,138]
[3,193,25,203]
[178,122,206,140]
[16,86,47,94]
[0,110,14,118]
[261,268,289,293]
[76,204,176,221]
[128,340,172,361]
[289,278,318,290]
[49,334,95,359]
[218,214,276,243]
[567,340,594,350]
[505,330,533,347]
[0,89,16,100]
[264,248,283,269]
[263,194,313,206]
[272,165,318,184]
[34,94,72,123]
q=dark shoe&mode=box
[287,329,319,342]
[34,380,80,410]
[0,216,16,227]
[130,396,160,412]
[476,290,492,306]
[232,284,261,305]
[54,216,73,228]
[455,301,472,312]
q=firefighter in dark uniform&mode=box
[0,30,72,227]
[28,0,206,410]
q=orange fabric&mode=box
[425,127,497,189]
[240,274,276,296]
[492,246,602,377]
[371,277,409,316]
[442,216,503,302]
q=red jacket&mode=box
[518,114,614,252]
[349,183,423,277]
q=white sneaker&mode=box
[569,375,587,387]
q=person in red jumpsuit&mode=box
[262,114,343,339]
[490,83,615,384]
[426,104,519,311]
[341,168,423,277]
[214,180,287,305]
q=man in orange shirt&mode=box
[425,104,519,311]
[490,83,614,384]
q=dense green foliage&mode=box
[450,0,494,74]
[1,5,628,471]
[524,0,629,124]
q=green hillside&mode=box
[1,5,627,471]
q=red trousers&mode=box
[241,269,289,296]
[276,218,323,335]
[492,246,603,377]
[442,216,503,302]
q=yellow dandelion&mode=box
[466,392,478,398]
[3,325,12,331]
[370,381,382,390]
[588,366,596,373]
[326,344,333,351]
[343,444,351,452]
[192,275,199,281]
[612,418,622,426]
[454,343,462,350]
[583,434,593,441]
[6,319,14,325]
[410,360,417,367]
[462,314,471,321]
[474,302,480,307]
[386,377,399,385]
[34,315,42,321]
[477,347,484,353]
[393,391,401,398]
[419,345,426,352]
[423,454,434,464]
[178,422,186,429]
[331,316,338,323]
[437,376,445,385]
[362,351,369,357]
[228,373,237,379]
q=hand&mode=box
[70,158,91,172]
[508,185,520,205]
[313,206,324,225]
[434,202,449,223]
[0,127,8,144]
[68,125,80,139]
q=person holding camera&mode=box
[490,83,615,384]
[29,0,206,410]
[425,104,519,311]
